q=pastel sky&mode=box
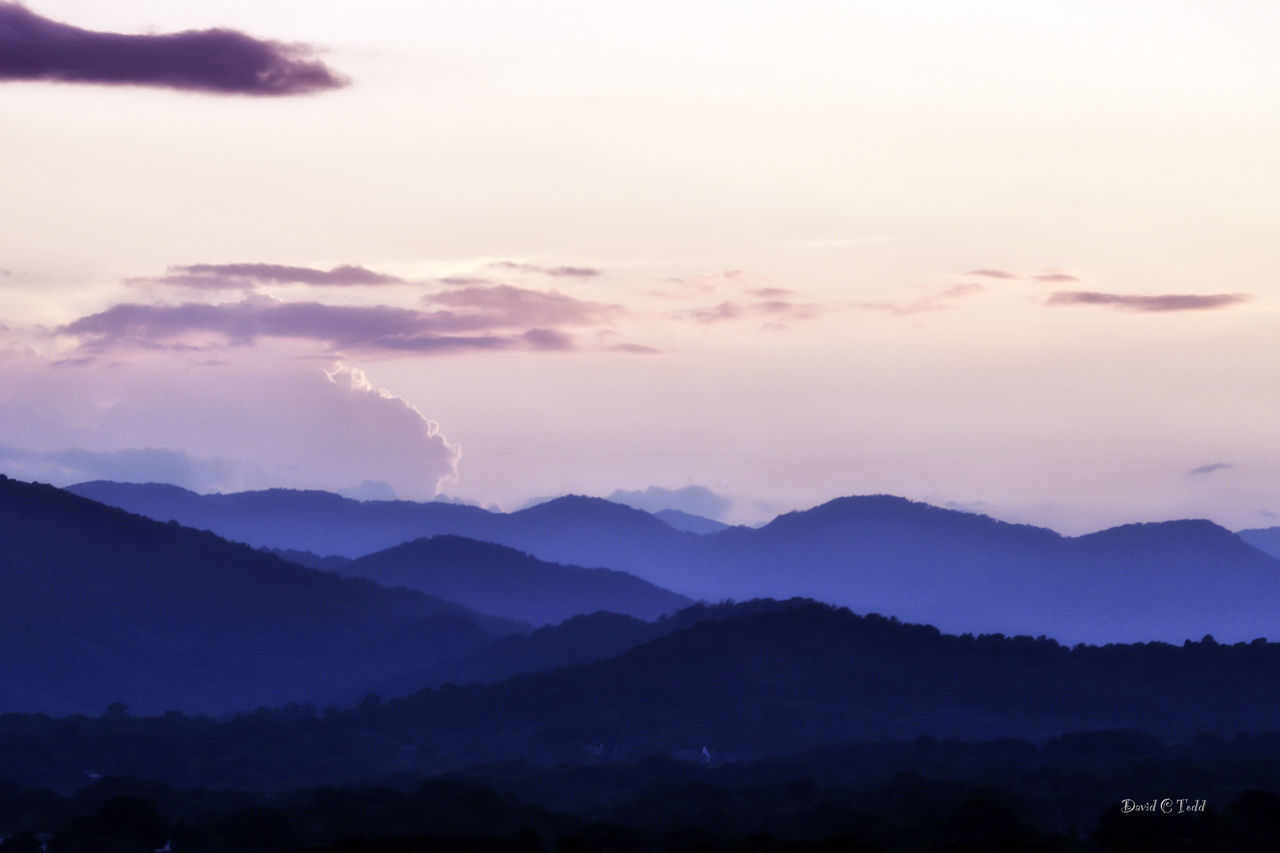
[1,0,1277,532]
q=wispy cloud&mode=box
[425,284,622,327]
[131,263,403,290]
[683,301,745,324]
[0,3,346,96]
[1188,462,1232,476]
[1032,272,1080,283]
[965,269,1019,280]
[854,282,984,315]
[1047,291,1249,312]
[488,261,602,278]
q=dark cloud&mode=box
[58,293,643,357]
[1188,462,1232,476]
[965,269,1019,279]
[1047,291,1248,312]
[607,484,734,520]
[489,261,602,278]
[130,263,402,290]
[1032,272,1080,283]
[0,3,345,95]
[177,263,400,286]
[426,284,622,327]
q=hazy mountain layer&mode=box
[0,476,525,716]
[343,535,691,626]
[69,481,1280,643]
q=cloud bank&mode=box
[607,484,734,520]
[0,3,345,95]
[0,355,460,498]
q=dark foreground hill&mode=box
[70,482,1280,643]
[0,476,525,716]
[342,536,691,625]
[9,601,1280,794]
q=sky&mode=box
[1,0,1277,533]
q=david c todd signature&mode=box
[1121,798,1206,814]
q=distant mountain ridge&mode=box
[67,481,1280,643]
[1238,526,1280,561]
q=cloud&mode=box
[426,284,622,327]
[58,296,547,354]
[320,365,460,496]
[752,300,820,321]
[607,484,734,520]
[437,276,494,287]
[683,301,744,323]
[965,269,1019,279]
[521,328,574,351]
[750,287,795,298]
[0,357,460,499]
[488,261,602,278]
[0,3,346,96]
[854,283,984,316]
[58,286,645,357]
[1046,291,1249,312]
[607,342,662,354]
[136,263,404,290]
[1032,272,1080,283]
[0,445,233,489]
[1188,462,1232,476]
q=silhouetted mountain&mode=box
[342,535,690,625]
[654,508,730,534]
[0,476,525,716]
[1239,526,1280,561]
[336,599,814,703]
[13,601,1280,795]
[266,548,352,572]
[67,482,1280,643]
[368,601,1280,760]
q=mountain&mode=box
[0,476,525,716]
[334,599,812,703]
[343,535,691,625]
[654,508,730,534]
[1238,526,1280,561]
[66,482,1280,643]
[370,601,1280,762]
[66,481,505,558]
[16,601,1280,793]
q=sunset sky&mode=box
[1,1,1277,532]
